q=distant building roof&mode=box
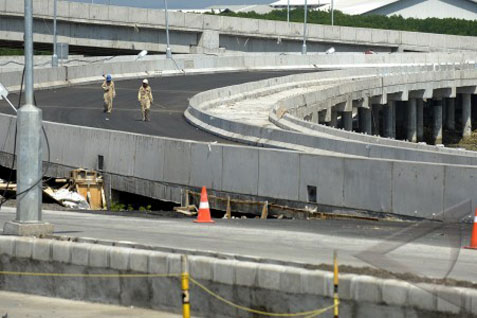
[270,0,326,7]
[203,4,274,14]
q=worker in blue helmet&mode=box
[101,74,116,113]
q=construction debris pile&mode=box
[0,169,106,210]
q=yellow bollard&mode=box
[333,250,339,318]
[181,255,191,318]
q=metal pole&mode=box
[287,0,290,23]
[52,0,58,67]
[331,0,334,26]
[3,0,53,236]
[164,0,172,58]
[301,0,307,55]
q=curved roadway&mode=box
[0,71,310,143]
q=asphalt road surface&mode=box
[0,207,473,284]
[0,71,312,143]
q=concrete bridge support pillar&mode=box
[372,104,380,136]
[433,100,443,144]
[407,98,417,142]
[385,101,395,138]
[445,98,455,130]
[462,93,472,138]
[417,99,424,141]
[343,112,353,131]
[330,110,338,128]
[359,108,372,135]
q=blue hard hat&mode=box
[106,74,112,81]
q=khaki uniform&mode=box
[101,81,116,113]
[138,85,153,121]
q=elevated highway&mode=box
[2,0,477,55]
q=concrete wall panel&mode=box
[189,143,223,191]
[392,162,444,218]
[258,150,299,200]
[222,146,259,195]
[444,166,477,218]
[343,158,392,212]
[133,135,165,181]
[299,154,345,207]
[163,140,191,185]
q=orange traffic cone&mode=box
[464,208,477,249]
[194,187,215,223]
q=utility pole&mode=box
[302,0,307,54]
[52,0,58,67]
[3,0,54,236]
[164,0,172,58]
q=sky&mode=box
[69,0,275,9]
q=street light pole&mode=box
[52,0,58,67]
[287,0,290,23]
[3,0,54,236]
[164,0,172,58]
[302,0,307,54]
[331,0,334,26]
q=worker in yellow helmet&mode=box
[101,74,116,114]
[138,79,153,121]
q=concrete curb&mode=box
[0,236,476,317]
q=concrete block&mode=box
[0,236,16,256]
[258,150,299,201]
[203,14,221,30]
[147,10,165,25]
[299,154,345,207]
[110,247,130,271]
[129,249,150,273]
[257,264,283,290]
[107,133,136,177]
[222,146,259,195]
[0,0,6,12]
[408,283,436,312]
[213,259,235,285]
[184,13,203,30]
[300,270,329,296]
[34,0,51,16]
[89,245,112,268]
[189,143,222,190]
[148,251,168,274]
[163,140,191,185]
[32,239,52,261]
[351,275,382,303]
[436,286,462,314]
[50,241,73,263]
[279,267,302,294]
[382,279,410,306]
[189,256,213,281]
[71,243,90,266]
[235,261,258,287]
[167,254,181,275]
[14,237,34,259]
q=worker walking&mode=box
[101,74,116,114]
[138,79,153,121]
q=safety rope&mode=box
[0,270,338,317]
[189,277,338,317]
